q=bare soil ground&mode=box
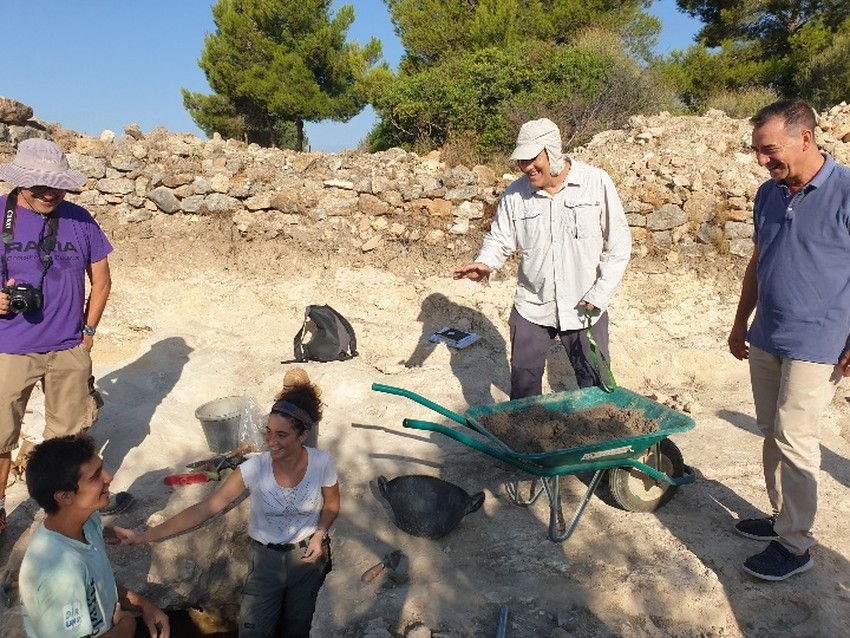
[2,215,849,638]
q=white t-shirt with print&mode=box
[240,447,338,545]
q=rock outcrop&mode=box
[3,97,850,259]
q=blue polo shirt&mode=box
[748,153,850,364]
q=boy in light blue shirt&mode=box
[18,434,168,637]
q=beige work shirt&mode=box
[476,159,631,330]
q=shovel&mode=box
[360,550,403,583]
[186,441,253,471]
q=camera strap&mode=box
[2,188,17,246]
[1,188,18,285]
[1,188,61,288]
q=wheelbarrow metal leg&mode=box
[506,477,546,507]
[547,469,604,542]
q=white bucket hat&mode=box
[509,118,566,175]
[0,138,87,190]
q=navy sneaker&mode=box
[743,540,812,581]
[101,491,134,516]
[735,516,778,540]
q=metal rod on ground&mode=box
[497,604,508,638]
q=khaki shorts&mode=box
[0,344,98,454]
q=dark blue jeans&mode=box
[508,307,610,400]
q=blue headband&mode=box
[271,400,314,431]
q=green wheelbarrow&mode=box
[372,383,696,542]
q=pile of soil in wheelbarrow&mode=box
[476,404,658,454]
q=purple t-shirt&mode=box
[0,194,113,354]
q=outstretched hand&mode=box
[453,262,493,282]
[140,602,170,638]
[109,525,146,546]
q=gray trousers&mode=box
[508,307,610,400]
[240,539,330,637]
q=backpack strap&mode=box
[325,304,358,358]
[292,306,312,362]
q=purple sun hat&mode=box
[0,139,87,190]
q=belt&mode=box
[253,538,310,553]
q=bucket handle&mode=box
[465,491,485,516]
[377,475,390,501]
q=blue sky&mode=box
[3,1,701,153]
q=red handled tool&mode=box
[163,471,219,486]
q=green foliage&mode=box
[385,0,661,69]
[181,89,300,147]
[660,40,781,113]
[369,42,599,152]
[676,0,850,53]
[182,90,245,141]
[556,28,679,145]
[369,32,677,155]
[669,0,850,111]
[184,0,386,150]
[704,87,779,119]
[791,19,850,110]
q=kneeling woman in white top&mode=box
[115,382,339,638]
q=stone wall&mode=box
[3,96,850,258]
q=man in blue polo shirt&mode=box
[728,98,850,581]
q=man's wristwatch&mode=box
[83,325,97,337]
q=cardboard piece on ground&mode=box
[429,327,480,349]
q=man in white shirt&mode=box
[454,118,631,399]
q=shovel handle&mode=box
[164,471,218,486]
[360,562,386,583]
[187,441,253,469]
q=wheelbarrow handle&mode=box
[372,383,471,427]
[403,418,565,477]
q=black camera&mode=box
[3,283,43,314]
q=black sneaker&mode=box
[735,516,778,540]
[743,540,813,581]
[101,491,134,516]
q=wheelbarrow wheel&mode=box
[608,439,684,513]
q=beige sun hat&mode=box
[0,138,87,190]
[280,366,322,398]
[282,367,312,391]
[509,118,566,175]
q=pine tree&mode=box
[184,0,387,150]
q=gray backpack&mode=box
[293,305,358,362]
